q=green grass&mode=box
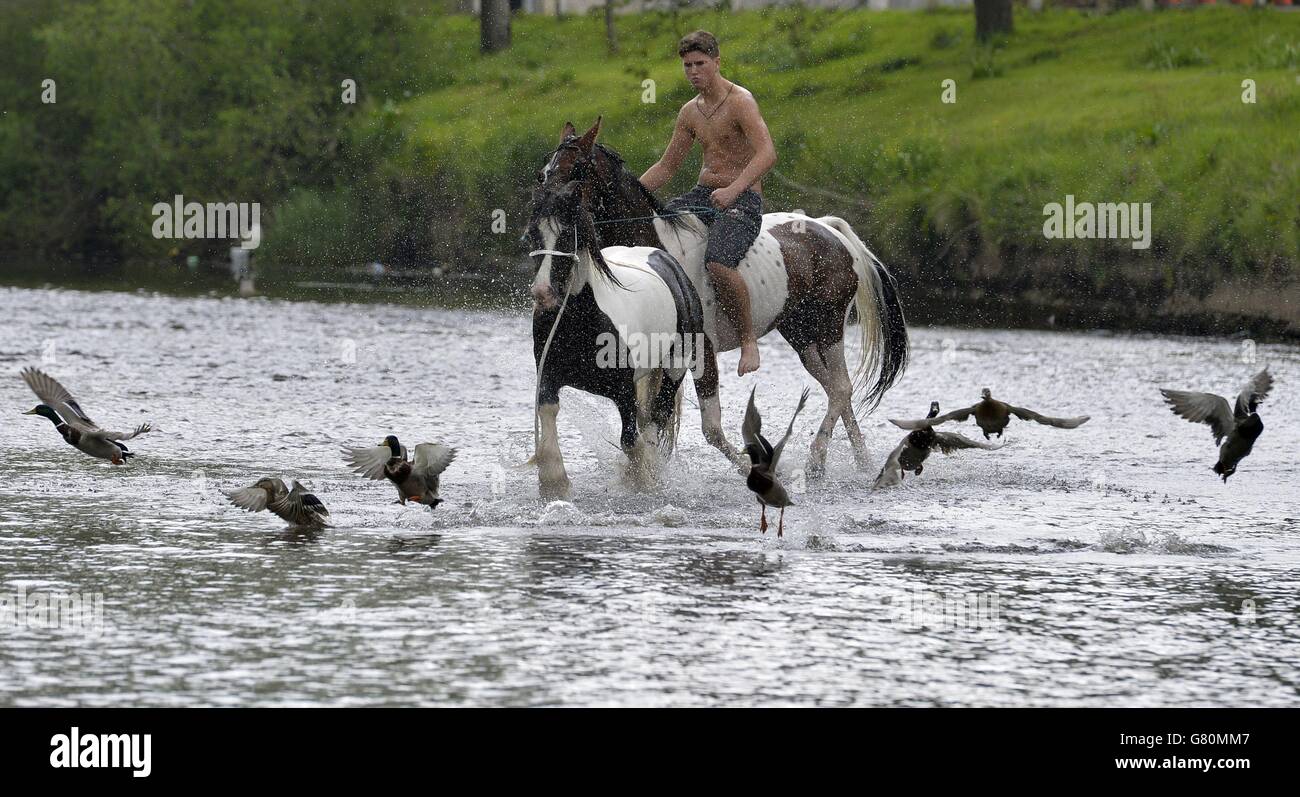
[272,7,1300,322]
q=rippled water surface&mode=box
[1,286,1297,706]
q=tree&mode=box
[974,0,1013,42]
[605,0,618,55]
[480,0,510,53]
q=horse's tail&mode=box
[817,216,909,413]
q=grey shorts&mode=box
[663,184,763,269]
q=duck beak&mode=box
[21,408,36,415]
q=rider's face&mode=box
[681,52,719,91]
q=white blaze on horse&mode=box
[527,181,705,499]
[537,118,909,475]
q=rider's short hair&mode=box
[678,30,719,59]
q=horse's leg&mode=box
[820,339,871,470]
[791,342,839,478]
[692,335,747,473]
[615,383,656,489]
[648,368,687,458]
[536,399,572,501]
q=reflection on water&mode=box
[0,286,1298,706]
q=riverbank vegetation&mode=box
[2,3,1296,333]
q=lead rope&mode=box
[530,227,580,460]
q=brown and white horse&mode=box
[533,119,909,475]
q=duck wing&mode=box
[931,431,1004,454]
[1234,367,1273,418]
[768,388,811,472]
[21,367,99,429]
[412,443,457,479]
[269,481,329,526]
[1006,405,1090,429]
[21,367,151,439]
[889,404,976,430]
[342,445,394,480]
[1160,389,1234,444]
[225,479,287,513]
[741,387,773,465]
[91,422,153,441]
[872,438,908,488]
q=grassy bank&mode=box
[356,4,1300,332]
[4,4,1298,334]
[333,6,1298,333]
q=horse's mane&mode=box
[528,185,624,291]
[591,143,692,232]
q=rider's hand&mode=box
[710,185,742,211]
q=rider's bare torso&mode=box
[682,81,763,195]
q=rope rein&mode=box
[592,206,718,226]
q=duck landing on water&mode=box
[889,388,1089,440]
[742,387,810,538]
[874,402,1003,488]
[1160,367,1273,483]
[343,435,457,509]
[226,478,330,528]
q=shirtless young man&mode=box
[639,30,778,376]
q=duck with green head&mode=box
[343,434,457,509]
[20,367,152,464]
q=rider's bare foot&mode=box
[737,341,760,376]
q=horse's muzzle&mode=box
[531,282,558,311]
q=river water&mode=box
[1,285,1296,706]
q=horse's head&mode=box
[530,117,688,251]
[537,117,608,196]
[525,179,619,311]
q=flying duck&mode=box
[1160,367,1273,482]
[343,435,457,508]
[874,401,1003,488]
[20,367,152,464]
[889,388,1089,439]
[742,386,810,537]
[226,478,330,528]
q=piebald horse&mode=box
[527,180,705,499]
[536,118,909,475]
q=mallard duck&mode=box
[1160,367,1273,483]
[742,386,810,537]
[225,478,329,527]
[20,367,151,464]
[343,435,457,509]
[890,388,1089,440]
[874,401,1003,488]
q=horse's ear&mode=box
[560,121,576,143]
[576,116,601,155]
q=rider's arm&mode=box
[639,106,694,192]
[727,94,777,193]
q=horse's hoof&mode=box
[538,478,572,501]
